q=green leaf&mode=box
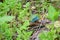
[21,20,29,30]
[4,28,13,37]
[38,30,57,40]
[48,5,59,21]
[25,2,30,8]
[0,16,15,23]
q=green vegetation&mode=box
[48,5,59,21]
[0,0,60,40]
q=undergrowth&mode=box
[0,0,60,40]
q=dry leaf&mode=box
[54,21,60,28]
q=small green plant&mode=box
[38,23,59,40]
[48,5,59,21]
[0,16,14,40]
[38,29,57,40]
[38,4,60,40]
[0,0,32,40]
